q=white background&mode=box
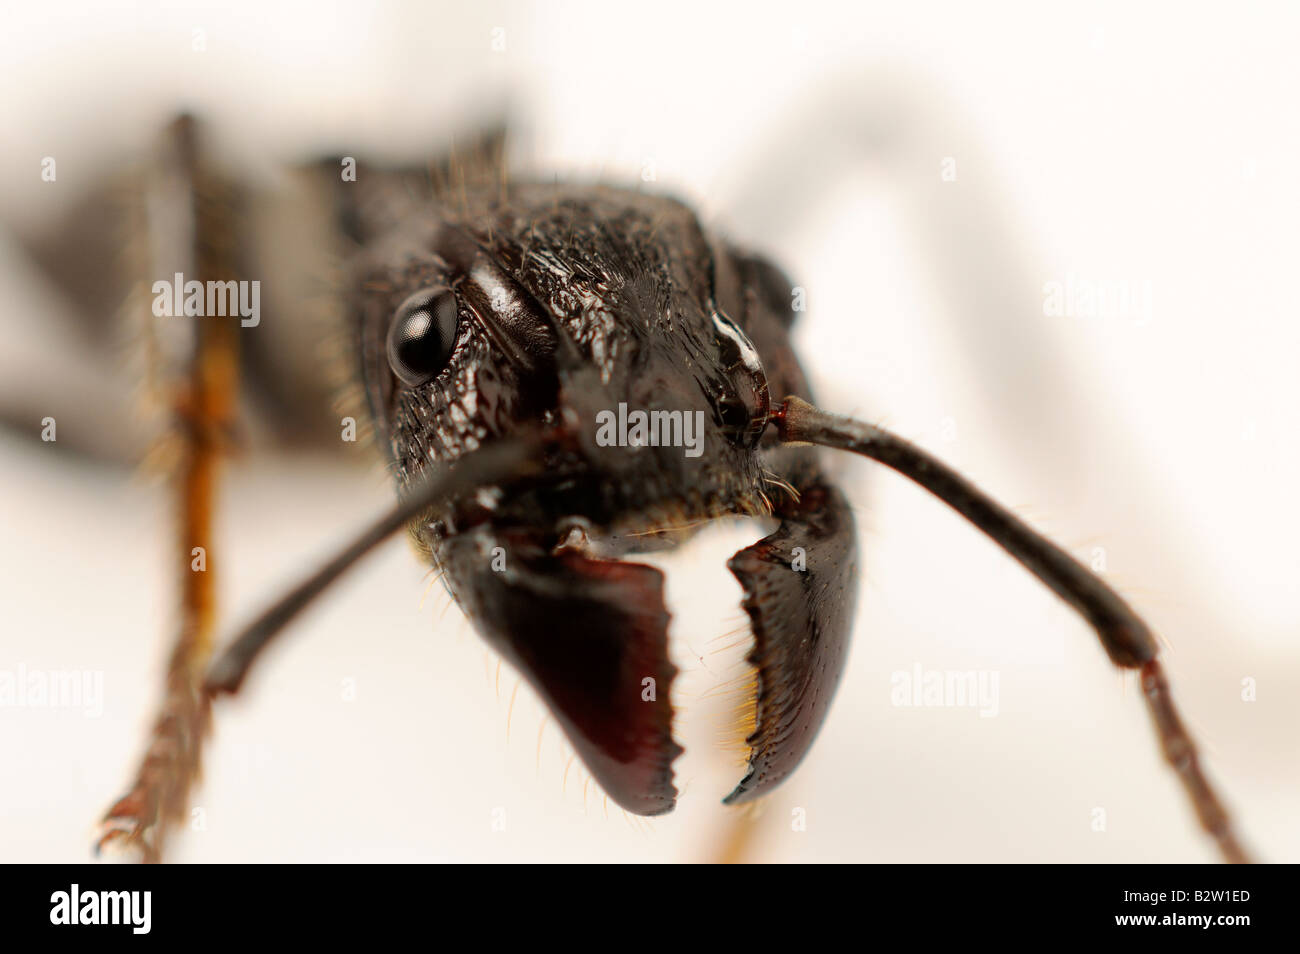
[1,0,1298,862]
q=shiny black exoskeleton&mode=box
[350,147,859,815]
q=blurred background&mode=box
[1,0,1298,862]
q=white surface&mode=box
[1,0,1297,862]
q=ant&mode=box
[14,115,1251,863]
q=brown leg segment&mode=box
[98,117,240,862]
[1141,659,1251,864]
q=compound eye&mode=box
[386,287,459,388]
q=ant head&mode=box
[357,183,774,540]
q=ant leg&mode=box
[777,396,1252,864]
[98,116,240,862]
